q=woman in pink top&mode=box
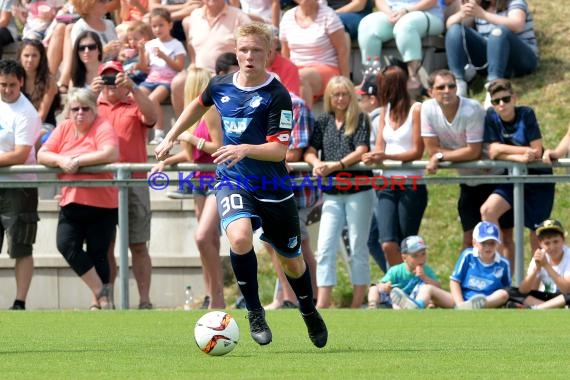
[38,88,119,310]
[151,67,224,309]
[280,0,350,108]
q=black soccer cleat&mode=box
[247,308,272,345]
[302,310,328,348]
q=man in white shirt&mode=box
[420,69,513,257]
[0,60,42,310]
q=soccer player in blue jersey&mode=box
[155,22,327,348]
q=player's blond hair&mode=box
[235,22,272,52]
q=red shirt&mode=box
[98,96,152,179]
[269,53,301,97]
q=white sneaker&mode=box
[390,288,419,310]
[456,294,487,310]
[456,79,468,98]
[149,134,164,145]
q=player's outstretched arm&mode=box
[155,97,209,160]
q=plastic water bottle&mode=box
[371,56,382,75]
[184,285,193,311]
[363,56,372,76]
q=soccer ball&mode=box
[194,311,239,356]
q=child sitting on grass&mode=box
[506,219,570,309]
[390,221,511,310]
[367,235,440,309]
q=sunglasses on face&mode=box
[78,43,98,52]
[433,83,457,91]
[70,106,91,113]
[490,95,512,106]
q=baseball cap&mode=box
[356,75,377,96]
[536,219,566,237]
[400,235,427,254]
[98,61,123,75]
[474,221,501,243]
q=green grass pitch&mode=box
[2,309,569,379]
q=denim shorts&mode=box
[139,81,171,93]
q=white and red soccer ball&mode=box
[194,311,239,356]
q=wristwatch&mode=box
[435,152,444,161]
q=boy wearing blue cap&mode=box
[449,221,511,308]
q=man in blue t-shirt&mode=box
[155,22,327,349]
[480,79,554,268]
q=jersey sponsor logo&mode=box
[221,96,230,103]
[249,95,262,108]
[279,110,293,130]
[222,117,251,136]
[466,275,492,291]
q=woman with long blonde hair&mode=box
[151,67,224,309]
[304,75,375,308]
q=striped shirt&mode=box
[475,0,538,56]
[280,4,344,68]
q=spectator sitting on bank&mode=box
[370,235,440,309]
[444,0,538,99]
[280,0,349,108]
[507,219,570,309]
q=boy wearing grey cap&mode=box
[368,235,440,309]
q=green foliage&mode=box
[2,310,570,379]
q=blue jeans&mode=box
[316,189,374,287]
[338,0,373,41]
[445,24,538,81]
[367,214,387,273]
[375,185,428,244]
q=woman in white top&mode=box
[362,65,427,265]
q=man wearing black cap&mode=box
[507,219,570,309]
[356,75,386,274]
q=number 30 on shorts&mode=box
[220,194,244,216]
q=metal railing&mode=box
[1,159,568,309]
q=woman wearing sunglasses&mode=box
[70,31,103,89]
[38,88,119,310]
[480,79,554,269]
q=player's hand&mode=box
[212,144,247,168]
[155,138,174,161]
